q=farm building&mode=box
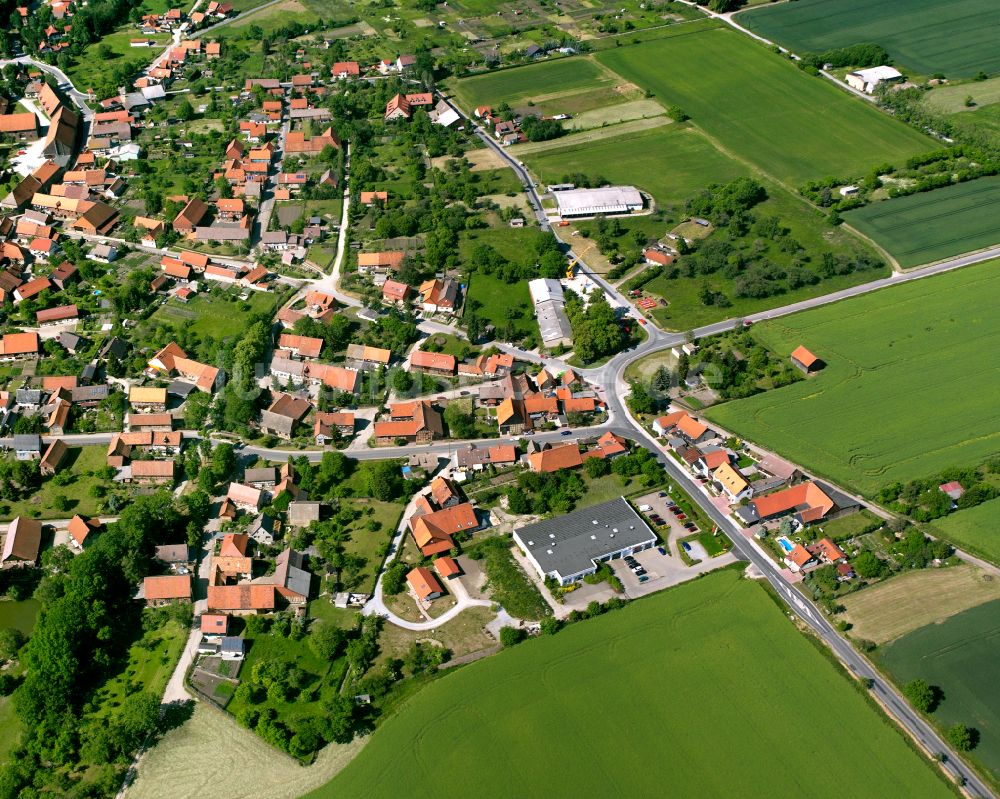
[845,66,902,94]
[527,278,573,349]
[790,345,823,374]
[554,186,644,218]
[514,497,656,586]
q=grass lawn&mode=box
[814,509,880,541]
[928,497,1000,567]
[449,57,619,111]
[463,272,537,342]
[140,288,278,341]
[738,0,1000,78]
[844,177,1000,268]
[89,619,187,721]
[597,26,934,187]
[706,258,1000,497]
[878,599,1000,784]
[925,76,1000,114]
[0,446,108,521]
[0,697,22,766]
[841,564,1000,645]
[644,180,889,330]
[338,499,404,593]
[372,606,496,670]
[522,123,746,206]
[306,570,952,799]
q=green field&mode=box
[0,599,39,635]
[706,258,1000,497]
[141,288,278,341]
[596,27,934,186]
[929,498,1000,567]
[306,570,950,799]
[522,123,747,205]
[845,177,1000,268]
[450,57,617,110]
[739,0,1000,78]
[879,599,1000,782]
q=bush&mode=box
[499,626,526,647]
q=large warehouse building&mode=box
[554,186,644,218]
[514,497,657,585]
[527,277,573,349]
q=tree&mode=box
[584,456,610,478]
[947,723,975,751]
[211,443,237,481]
[506,487,531,515]
[360,460,403,501]
[308,622,346,660]
[177,97,195,121]
[539,616,561,636]
[382,561,407,595]
[443,402,476,439]
[903,679,936,713]
[0,628,25,664]
[499,626,526,647]
[851,551,887,579]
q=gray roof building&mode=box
[167,379,196,398]
[274,548,311,599]
[12,434,41,454]
[513,497,656,586]
[245,466,278,486]
[287,501,321,527]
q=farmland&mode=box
[521,123,746,206]
[840,564,1000,644]
[739,0,1000,78]
[125,704,366,799]
[306,570,951,799]
[844,177,1000,268]
[449,57,622,112]
[879,599,1000,782]
[596,27,934,186]
[706,258,1000,497]
[929,498,1000,567]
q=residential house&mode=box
[406,566,444,600]
[409,502,479,556]
[314,411,354,444]
[713,461,752,504]
[12,434,41,460]
[129,386,168,411]
[227,482,263,512]
[260,393,312,439]
[527,443,583,473]
[67,515,102,549]
[128,460,176,484]
[373,400,443,445]
[410,350,456,376]
[143,574,191,606]
[419,278,458,315]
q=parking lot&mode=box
[610,490,738,598]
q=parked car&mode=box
[638,575,649,583]
[676,513,687,520]
[560,430,573,436]
[657,546,667,556]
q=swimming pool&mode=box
[777,536,794,553]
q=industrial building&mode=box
[514,497,657,586]
[554,185,644,218]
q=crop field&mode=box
[841,565,1000,644]
[449,58,619,111]
[739,0,1000,78]
[125,704,366,799]
[706,258,1000,497]
[844,177,1000,268]
[929,498,1000,567]
[522,123,746,205]
[305,570,951,799]
[596,27,934,186]
[879,599,1000,782]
